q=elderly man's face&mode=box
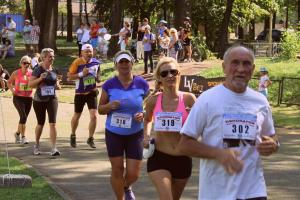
[222,47,255,93]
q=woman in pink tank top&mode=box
[143,57,196,200]
[7,55,33,145]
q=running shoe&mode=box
[124,187,135,200]
[87,137,96,148]
[70,134,76,148]
[33,144,41,155]
[50,148,61,156]
[21,136,29,144]
[15,132,21,144]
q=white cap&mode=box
[25,19,30,23]
[115,53,133,63]
[81,44,93,51]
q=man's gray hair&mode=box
[223,45,254,62]
[41,48,54,60]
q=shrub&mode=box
[279,30,300,60]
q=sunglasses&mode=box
[160,69,179,78]
[22,62,31,65]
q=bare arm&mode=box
[143,95,156,147]
[98,90,120,115]
[67,67,89,81]
[178,134,244,175]
[7,71,16,94]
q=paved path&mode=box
[1,61,300,199]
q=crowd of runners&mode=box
[2,42,280,200]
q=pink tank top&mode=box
[153,92,189,125]
[14,69,32,97]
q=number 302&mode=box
[232,124,249,134]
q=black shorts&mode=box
[105,129,143,160]
[147,149,192,179]
[74,90,98,113]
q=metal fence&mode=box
[243,42,281,57]
[180,75,300,106]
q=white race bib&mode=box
[110,113,132,128]
[154,112,182,132]
[40,86,55,96]
[223,113,257,141]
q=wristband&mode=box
[78,72,83,78]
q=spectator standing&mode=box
[31,53,41,69]
[136,18,149,62]
[6,16,16,55]
[97,22,108,60]
[81,23,91,45]
[258,67,272,98]
[118,21,131,51]
[76,23,85,57]
[30,19,40,54]
[23,19,32,55]
[142,25,155,74]
[90,20,100,54]
[169,28,179,60]
[7,55,33,144]
[158,29,170,56]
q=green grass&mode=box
[200,58,300,78]
[0,154,63,199]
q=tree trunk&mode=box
[264,16,270,30]
[174,0,187,29]
[84,0,89,24]
[248,19,255,41]
[286,0,289,29]
[33,0,58,51]
[67,0,73,42]
[108,0,123,57]
[272,12,276,29]
[298,0,300,23]
[217,0,234,58]
[25,0,33,22]
[237,26,244,39]
[79,0,82,23]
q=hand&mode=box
[216,149,244,175]
[40,72,48,79]
[257,136,278,156]
[134,112,144,122]
[82,67,89,76]
[143,135,151,148]
[109,100,121,110]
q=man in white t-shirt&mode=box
[97,22,108,59]
[6,17,16,54]
[178,46,279,200]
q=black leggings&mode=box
[237,197,267,200]
[13,96,32,124]
[144,50,153,73]
[33,98,58,125]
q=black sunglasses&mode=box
[160,69,179,78]
[22,62,31,65]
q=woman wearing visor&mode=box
[7,55,33,144]
[98,50,149,200]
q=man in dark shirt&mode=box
[0,64,10,92]
[136,18,149,62]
